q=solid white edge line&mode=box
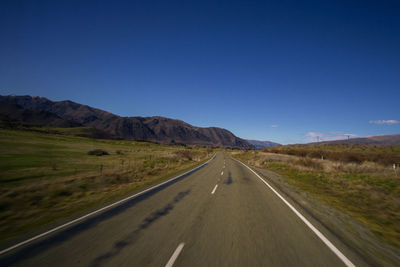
[0,155,216,256]
[211,184,218,195]
[165,242,185,267]
[233,158,355,267]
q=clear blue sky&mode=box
[1,0,399,144]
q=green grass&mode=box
[0,128,212,242]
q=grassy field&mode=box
[231,146,400,248]
[0,128,212,242]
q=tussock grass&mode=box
[232,150,400,248]
[87,149,109,156]
[0,129,212,242]
[266,144,400,166]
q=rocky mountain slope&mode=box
[0,95,253,148]
[0,102,80,127]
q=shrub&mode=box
[295,158,323,170]
[308,150,323,159]
[340,152,363,164]
[174,150,193,161]
[374,153,400,166]
[53,189,72,197]
[88,149,109,156]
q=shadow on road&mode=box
[90,189,191,267]
[224,171,233,185]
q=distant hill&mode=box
[0,102,80,128]
[309,134,400,146]
[0,95,253,148]
[0,102,117,139]
[246,139,280,149]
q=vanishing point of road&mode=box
[0,152,367,266]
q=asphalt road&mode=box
[0,152,364,266]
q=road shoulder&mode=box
[248,164,400,266]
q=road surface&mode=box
[0,152,365,266]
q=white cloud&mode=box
[270,125,278,128]
[305,132,358,142]
[369,120,399,125]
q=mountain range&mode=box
[0,95,253,148]
[246,139,280,148]
[2,95,397,147]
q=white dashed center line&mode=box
[165,243,185,267]
[211,184,218,194]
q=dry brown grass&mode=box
[266,145,400,166]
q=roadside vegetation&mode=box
[231,145,400,248]
[0,128,212,242]
[267,144,400,166]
